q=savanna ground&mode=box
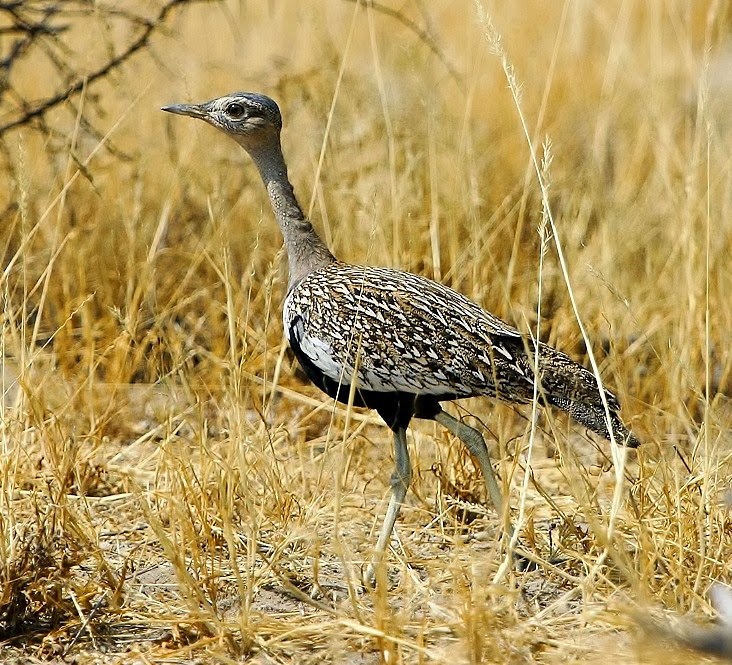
[2,1,732,662]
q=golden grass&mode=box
[2,0,732,662]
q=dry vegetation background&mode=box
[2,0,732,662]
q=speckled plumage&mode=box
[285,263,522,397]
[284,261,637,445]
[163,91,639,585]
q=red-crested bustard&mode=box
[162,92,639,586]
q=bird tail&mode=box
[515,342,639,448]
[546,393,640,448]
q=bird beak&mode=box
[160,102,207,119]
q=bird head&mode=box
[162,92,282,149]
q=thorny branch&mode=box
[0,0,218,137]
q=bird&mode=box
[162,92,639,586]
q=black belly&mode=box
[287,317,454,430]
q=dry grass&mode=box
[2,0,732,662]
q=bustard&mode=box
[162,92,639,586]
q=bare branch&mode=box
[0,0,219,136]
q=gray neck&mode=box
[245,138,336,289]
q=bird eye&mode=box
[226,102,245,118]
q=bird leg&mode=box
[363,426,411,587]
[433,410,513,537]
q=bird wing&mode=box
[283,262,534,399]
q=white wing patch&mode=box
[288,309,466,394]
[297,331,346,382]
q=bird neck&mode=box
[246,139,336,289]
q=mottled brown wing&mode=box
[284,263,534,400]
